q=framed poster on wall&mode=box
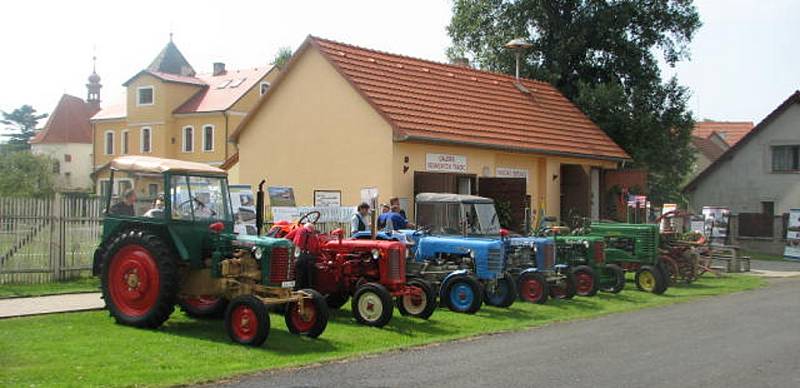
[314,190,342,207]
[785,208,800,261]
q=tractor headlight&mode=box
[468,249,476,259]
[253,247,264,260]
[294,248,301,258]
[583,240,590,248]
[371,249,380,260]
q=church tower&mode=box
[86,56,101,110]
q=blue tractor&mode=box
[356,193,514,314]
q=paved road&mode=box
[0,292,103,318]
[214,278,800,388]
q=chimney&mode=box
[213,62,226,76]
[450,57,471,68]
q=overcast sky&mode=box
[1,0,798,134]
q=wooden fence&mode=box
[0,195,104,284]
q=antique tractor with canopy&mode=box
[267,212,436,328]
[92,156,328,347]
[587,222,669,294]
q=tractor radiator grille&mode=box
[487,248,503,276]
[388,248,403,281]
[269,247,293,284]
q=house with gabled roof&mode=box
[91,38,279,198]
[231,36,630,228]
[684,91,800,253]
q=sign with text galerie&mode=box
[426,153,467,173]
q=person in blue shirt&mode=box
[378,204,415,231]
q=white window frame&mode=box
[260,81,270,96]
[98,179,111,196]
[140,127,152,153]
[116,178,135,196]
[104,130,114,155]
[137,86,155,106]
[121,129,130,155]
[202,124,215,152]
[182,126,194,153]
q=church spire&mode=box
[86,54,102,110]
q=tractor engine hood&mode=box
[415,235,503,257]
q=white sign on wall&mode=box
[426,153,467,173]
[496,167,529,181]
[313,190,341,207]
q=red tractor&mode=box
[268,211,437,327]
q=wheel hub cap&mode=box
[358,292,383,322]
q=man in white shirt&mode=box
[351,202,371,234]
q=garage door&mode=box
[478,177,527,232]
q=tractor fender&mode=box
[439,269,471,299]
[518,267,542,276]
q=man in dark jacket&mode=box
[110,189,136,216]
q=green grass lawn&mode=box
[0,274,763,387]
[740,250,790,262]
[0,277,99,299]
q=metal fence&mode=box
[0,195,104,284]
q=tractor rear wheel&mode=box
[518,271,549,304]
[285,289,329,338]
[659,256,680,285]
[600,264,626,294]
[179,296,227,319]
[572,265,599,297]
[352,283,393,327]
[549,270,577,300]
[325,292,349,310]
[101,230,178,329]
[443,275,483,314]
[225,295,270,347]
[397,278,437,320]
[484,272,516,308]
[635,265,668,295]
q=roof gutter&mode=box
[399,135,630,164]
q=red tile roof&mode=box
[294,36,629,161]
[174,67,272,114]
[92,102,126,120]
[693,120,754,146]
[691,136,725,162]
[30,94,98,144]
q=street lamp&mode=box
[504,38,533,80]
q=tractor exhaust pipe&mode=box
[256,179,266,236]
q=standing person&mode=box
[380,205,415,231]
[110,189,136,216]
[351,202,371,234]
[389,197,406,219]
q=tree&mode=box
[272,46,294,69]
[1,105,48,151]
[0,151,55,198]
[447,0,701,204]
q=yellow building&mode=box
[91,39,278,198]
[232,36,630,229]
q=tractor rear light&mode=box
[594,241,605,264]
[269,247,293,284]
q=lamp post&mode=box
[504,38,533,80]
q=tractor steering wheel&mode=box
[297,210,321,225]
[177,197,217,218]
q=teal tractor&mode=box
[92,156,329,347]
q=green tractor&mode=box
[551,235,625,296]
[586,222,669,294]
[92,156,329,347]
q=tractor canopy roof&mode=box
[110,156,226,176]
[415,192,494,204]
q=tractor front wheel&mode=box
[397,278,437,320]
[635,265,668,295]
[352,283,393,327]
[549,270,577,300]
[225,295,270,347]
[518,271,549,304]
[572,265,599,297]
[179,296,227,319]
[484,272,516,308]
[101,230,178,329]
[285,289,329,338]
[600,264,626,294]
[443,275,483,314]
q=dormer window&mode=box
[137,86,154,106]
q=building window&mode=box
[117,180,133,195]
[52,160,60,174]
[260,81,270,96]
[203,125,214,152]
[762,201,775,216]
[148,183,159,198]
[183,126,194,152]
[772,145,800,172]
[104,131,114,155]
[141,127,152,153]
[121,130,129,155]
[99,180,112,197]
[137,86,154,106]
[64,154,72,162]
